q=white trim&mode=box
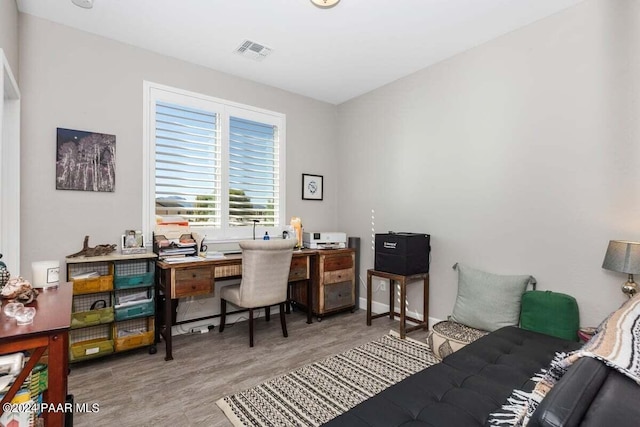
[0,49,21,275]
[142,81,152,244]
[142,81,286,242]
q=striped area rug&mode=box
[216,332,439,426]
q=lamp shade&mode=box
[311,0,340,8]
[602,240,640,274]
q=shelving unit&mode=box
[65,252,157,362]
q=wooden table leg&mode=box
[306,278,313,324]
[366,270,373,325]
[399,278,407,339]
[164,293,174,361]
[45,333,68,427]
[423,275,429,330]
[389,279,395,321]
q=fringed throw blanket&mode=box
[490,295,640,426]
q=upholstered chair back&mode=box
[238,239,296,308]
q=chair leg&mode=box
[249,308,254,347]
[286,284,291,314]
[219,299,227,333]
[280,303,288,338]
[265,306,270,321]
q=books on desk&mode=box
[203,251,226,259]
[161,256,205,264]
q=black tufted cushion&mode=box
[322,326,580,427]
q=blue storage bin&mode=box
[115,299,154,321]
[114,260,154,289]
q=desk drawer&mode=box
[289,257,309,281]
[215,264,241,279]
[323,268,354,285]
[174,267,213,298]
[323,281,354,311]
[323,254,353,271]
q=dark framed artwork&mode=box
[302,173,323,201]
[56,127,116,192]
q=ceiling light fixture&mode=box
[71,0,94,9]
[310,0,340,9]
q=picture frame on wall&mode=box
[302,173,323,201]
[56,127,116,192]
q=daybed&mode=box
[323,325,640,427]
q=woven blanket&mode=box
[216,332,438,427]
[490,295,640,426]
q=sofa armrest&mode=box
[528,358,608,427]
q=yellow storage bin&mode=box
[72,275,113,295]
[114,318,155,352]
[69,338,114,362]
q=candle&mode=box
[290,217,303,249]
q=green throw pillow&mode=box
[451,263,535,332]
[520,290,579,341]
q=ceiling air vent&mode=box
[234,40,273,62]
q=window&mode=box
[143,82,285,240]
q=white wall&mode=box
[18,14,339,278]
[338,0,640,327]
[0,0,18,79]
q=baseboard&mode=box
[173,296,442,336]
[358,297,442,329]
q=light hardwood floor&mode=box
[68,309,429,427]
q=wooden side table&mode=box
[0,283,73,427]
[366,269,429,338]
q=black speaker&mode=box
[375,232,430,275]
[348,236,360,309]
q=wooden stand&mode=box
[366,269,429,338]
[0,283,73,427]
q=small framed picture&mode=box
[302,174,323,201]
[122,230,146,254]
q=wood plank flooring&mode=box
[68,309,429,427]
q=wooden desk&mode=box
[155,250,316,361]
[366,269,429,338]
[0,283,73,427]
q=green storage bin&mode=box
[114,272,154,289]
[115,299,154,321]
[69,338,114,362]
[520,290,579,341]
[70,307,114,329]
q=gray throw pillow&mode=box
[450,263,535,332]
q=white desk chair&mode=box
[219,239,296,347]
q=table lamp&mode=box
[602,240,640,298]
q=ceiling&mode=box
[16,0,585,104]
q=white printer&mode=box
[303,232,347,249]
